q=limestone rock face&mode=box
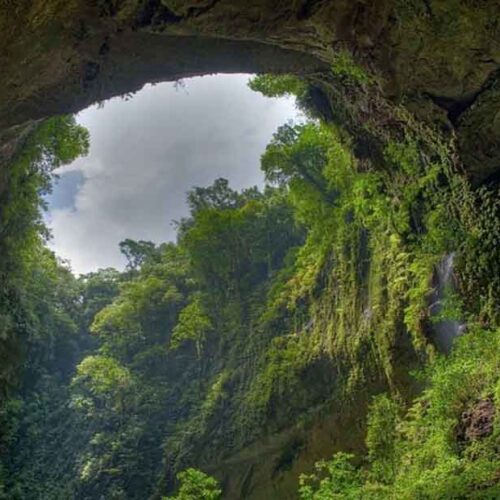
[0,1,499,180]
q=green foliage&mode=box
[0,376,86,499]
[452,182,500,324]
[171,295,212,356]
[303,326,500,499]
[299,453,365,499]
[74,355,133,396]
[181,181,303,311]
[248,74,307,99]
[187,177,246,214]
[261,123,333,199]
[91,243,191,360]
[0,116,88,395]
[389,326,500,498]
[120,238,158,271]
[0,176,303,499]
[331,50,373,85]
[166,468,221,500]
[247,74,321,118]
[246,110,500,499]
[365,394,400,483]
[78,268,122,332]
[243,334,311,421]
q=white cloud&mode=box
[47,74,298,274]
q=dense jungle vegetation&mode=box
[0,71,499,499]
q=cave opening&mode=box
[44,73,301,274]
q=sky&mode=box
[45,74,299,275]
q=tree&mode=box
[74,355,132,396]
[261,123,337,203]
[248,74,307,99]
[0,116,89,396]
[167,469,221,500]
[187,178,242,214]
[299,453,364,500]
[248,74,325,119]
[170,295,212,357]
[119,239,158,271]
[78,268,122,332]
[182,190,296,308]
[177,178,259,239]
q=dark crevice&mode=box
[135,0,221,28]
[426,67,500,125]
[272,436,305,477]
[308,84,335,122]
[422,0,433,17]
[427,93,478,125]
[478,166,500,188]
[187,0,222,19]
[134,0,182,28]
[297,0,325,21]
[456,398,495,443]
[82,61,100,85]
[98,38,110,56]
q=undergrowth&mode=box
[300,326,500,499]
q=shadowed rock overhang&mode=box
[0,0,499,180]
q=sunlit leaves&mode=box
[248,74,306,100]
[74,355,132,396]
[170,295,212,357]
[166,468,221,500]
[299,453,364,500]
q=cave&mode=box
[1,1,500,499]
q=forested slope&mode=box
[1,73,500,499]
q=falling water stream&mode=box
[429,253,466,353]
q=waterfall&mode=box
[429,253,466,353]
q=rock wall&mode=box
[1,1,499,180]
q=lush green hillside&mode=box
[1,74,500,499]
